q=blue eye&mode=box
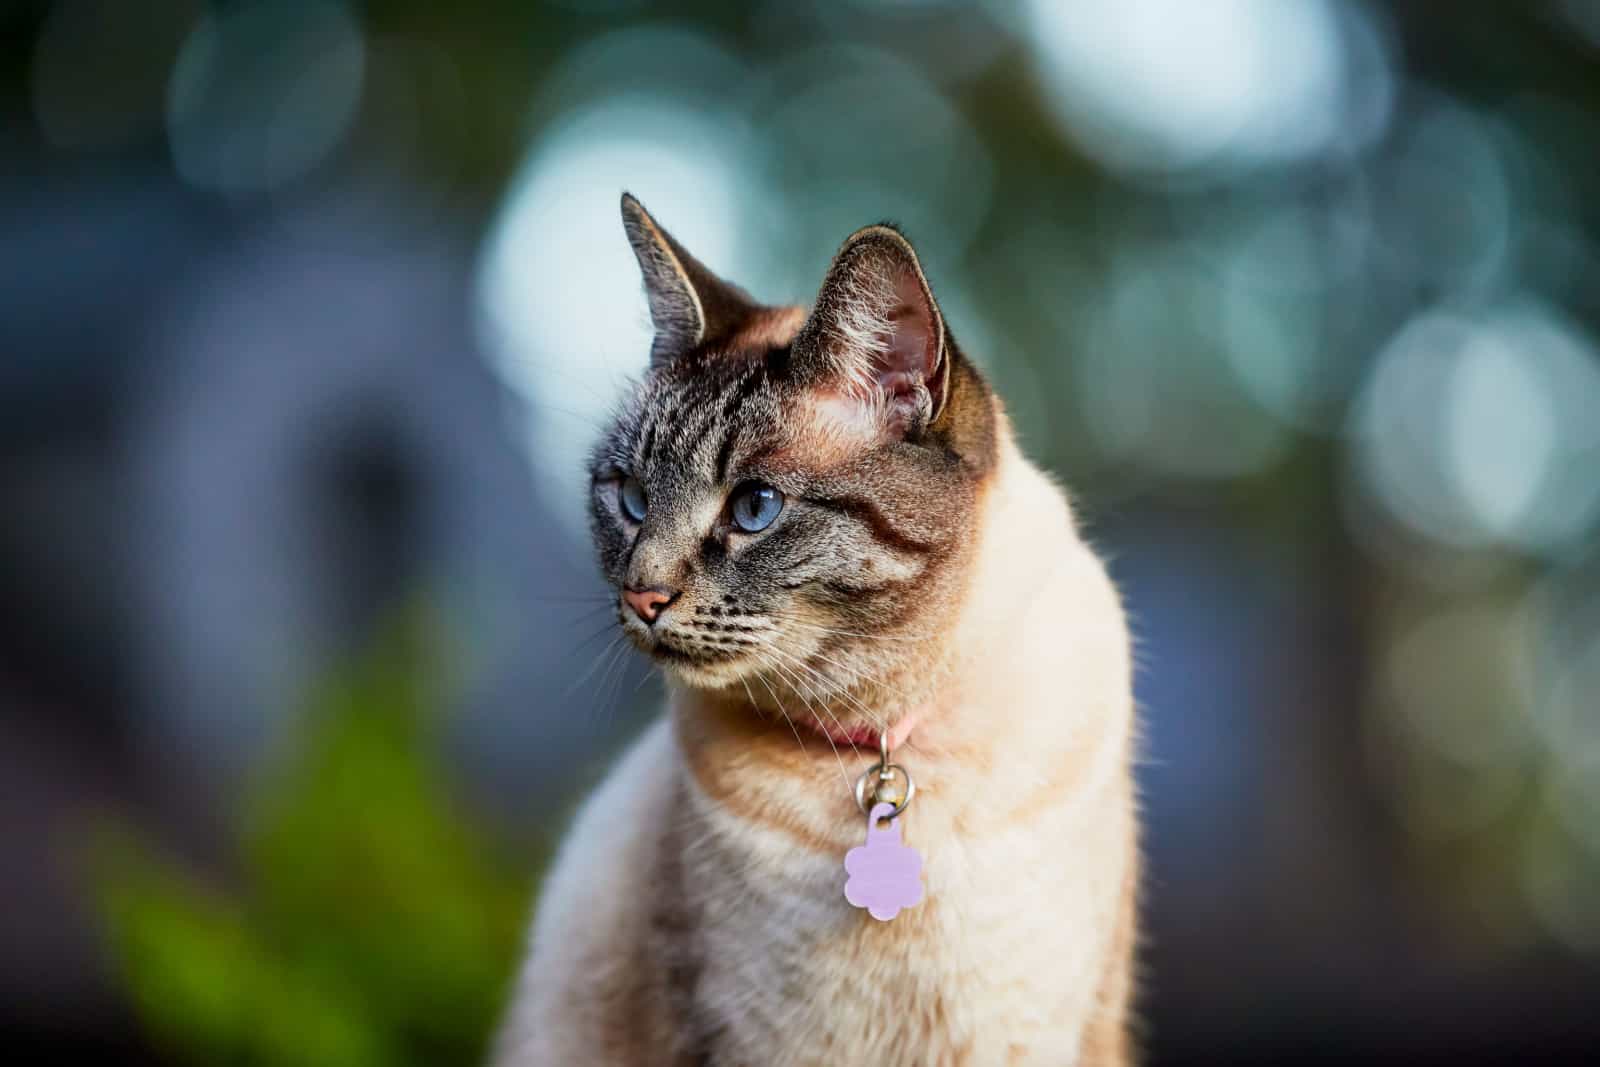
[619,476,648,523]
[730,482,784,533]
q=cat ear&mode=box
[791,224,949,438]
[621,193,757,367]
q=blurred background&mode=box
[3,0,1599,1063]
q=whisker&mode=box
[759,610,933,644]
[565,616,624,660]
[525,401,609,432]
[751,664,832,790]
[758,649,853,797]
[630,662,659,698]
[594,637,633,735]
[743,674,809,760]
[516,359,615,408]
[558,602,621,630]
[760,641,929,763]
[563,632,623,703]
[763,641,880,732]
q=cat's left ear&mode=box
[791,224,949,438]
[621,193,758,367]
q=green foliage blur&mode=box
[91,619,537,1066]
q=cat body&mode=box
[493,197,1138,1066]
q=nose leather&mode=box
[623,586,677,623]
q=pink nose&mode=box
[623,586,677,623]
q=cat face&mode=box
[589,195,997,697]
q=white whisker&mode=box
[564,631,624,703]
[759,639,931,763]
[758,648,853,796]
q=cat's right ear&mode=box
[621,193,756,367]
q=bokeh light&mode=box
[477,95,761,541]
[1349,300,1600,556]
[1367,97,1516,298]
[752,43,994,278]
[1023,0,1392,176]
[1073,235,1293,480]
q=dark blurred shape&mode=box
[29,0,196,152]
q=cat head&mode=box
[590,194,999,716]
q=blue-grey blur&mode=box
[3,1,1599,1064]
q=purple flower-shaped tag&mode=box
[844,802,924,921]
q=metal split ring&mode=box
[854,760,915,821]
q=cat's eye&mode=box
[618,476,648,523]
[730,482,784,533]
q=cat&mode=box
[492,194,1139,1066]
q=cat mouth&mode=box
[649,642,745,666]
[627,626,754,672]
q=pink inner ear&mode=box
[877,274,937,397]
[868,271,939,428]
[795,234,945,440]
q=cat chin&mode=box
[651,649,755,690]
[665,664,753,692]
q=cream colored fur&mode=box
[494,421,1138,1066]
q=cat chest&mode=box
[675,819,1107,1064]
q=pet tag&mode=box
[844,802,924,921]
[843,729,923,921]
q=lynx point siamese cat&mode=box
[494,195,1139,1066]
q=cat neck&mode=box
[910,424,1084,755]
